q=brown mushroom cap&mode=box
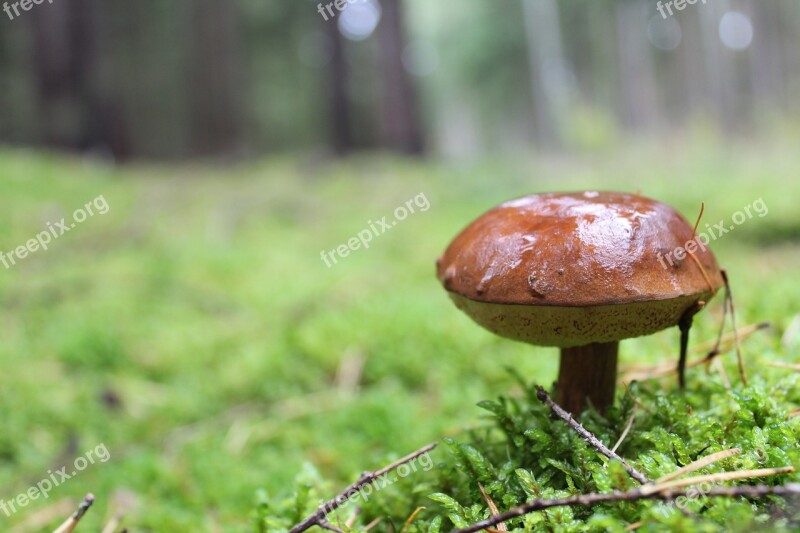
[437,191,724,347]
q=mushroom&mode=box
[437,192,724,414]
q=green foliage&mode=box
[1,143,799,530]
[258,377,800,532]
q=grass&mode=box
[0,139,798,531]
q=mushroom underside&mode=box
[449,291,714,413]
[448,292,712,347]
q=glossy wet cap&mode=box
[436,192,725,347]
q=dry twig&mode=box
[624,520,645,531]
[478,483,507,532]
[713,358,732,389]
[655,448,741,484]
[641,466,794,495]
[9,499,74,533]
[620,322,769,383]
[720,271,747,385]
[695,321,770,355]
[401,506,426,533]
[363,517,383,531]
[453,484,800,533]
[610,407,637,454]
[344,507,361,529]
[52,493,95,533]
[288,443,436,533]
[535,387,649,485]
[768,361,800,372]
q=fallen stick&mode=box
[620,322,769,382]
[288,443,437,533]
[655,448,741,484]
[535,386,649,485]
[52,493,95,533]
[642,466,795,495]
[610,407,637,454]
[453,483,800,533]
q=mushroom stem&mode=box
[557,342,619,415]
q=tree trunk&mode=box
[29,0,92,150]
[29,0,134,159]
[521,0,571,147]
[324,15,355,155]
[376,0,424,155]
[614,0,658,131]
[187,0,246,157]
[698,0,739,132]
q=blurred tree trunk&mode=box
[698,0,739,131]
[586,0,618,114]
[324,19,355,155]
[680,14,708,122]
[28,0,131,159]
[187,0,246,157]
[522,0,570,147]
[29,0,81,149]
[748,1,787,113]
[614,0,658,131]
[376,0,424,155]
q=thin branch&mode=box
[619,322,768,383]
[478,483,507,532]
[768,361,800,372]
[453,484,800,533]
[9,500,74,533]
[721,270,747,385]
[401,506,427,533]
[535,387,649,485]
[53,493,95,533]
[288,443,437,533]
[713,358,732,389]
[622,383,651,413]
[101,511,124,533]
[695,322,770,355]
[685,202,717,296]
[317,519,344,533]
[655,448,741,484]
[344,507,361,529]
[620,323,767,373]
[642,466,795,495]
[610,408,637,454]
[363,517,383,531]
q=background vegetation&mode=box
[0,138,799,530]
[1,0,799,530]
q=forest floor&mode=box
[0,139,799,531]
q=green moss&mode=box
[261,374,800,531]
[0,143,799,531]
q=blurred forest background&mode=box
[1,0,799,161]
[2,0,800,530]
